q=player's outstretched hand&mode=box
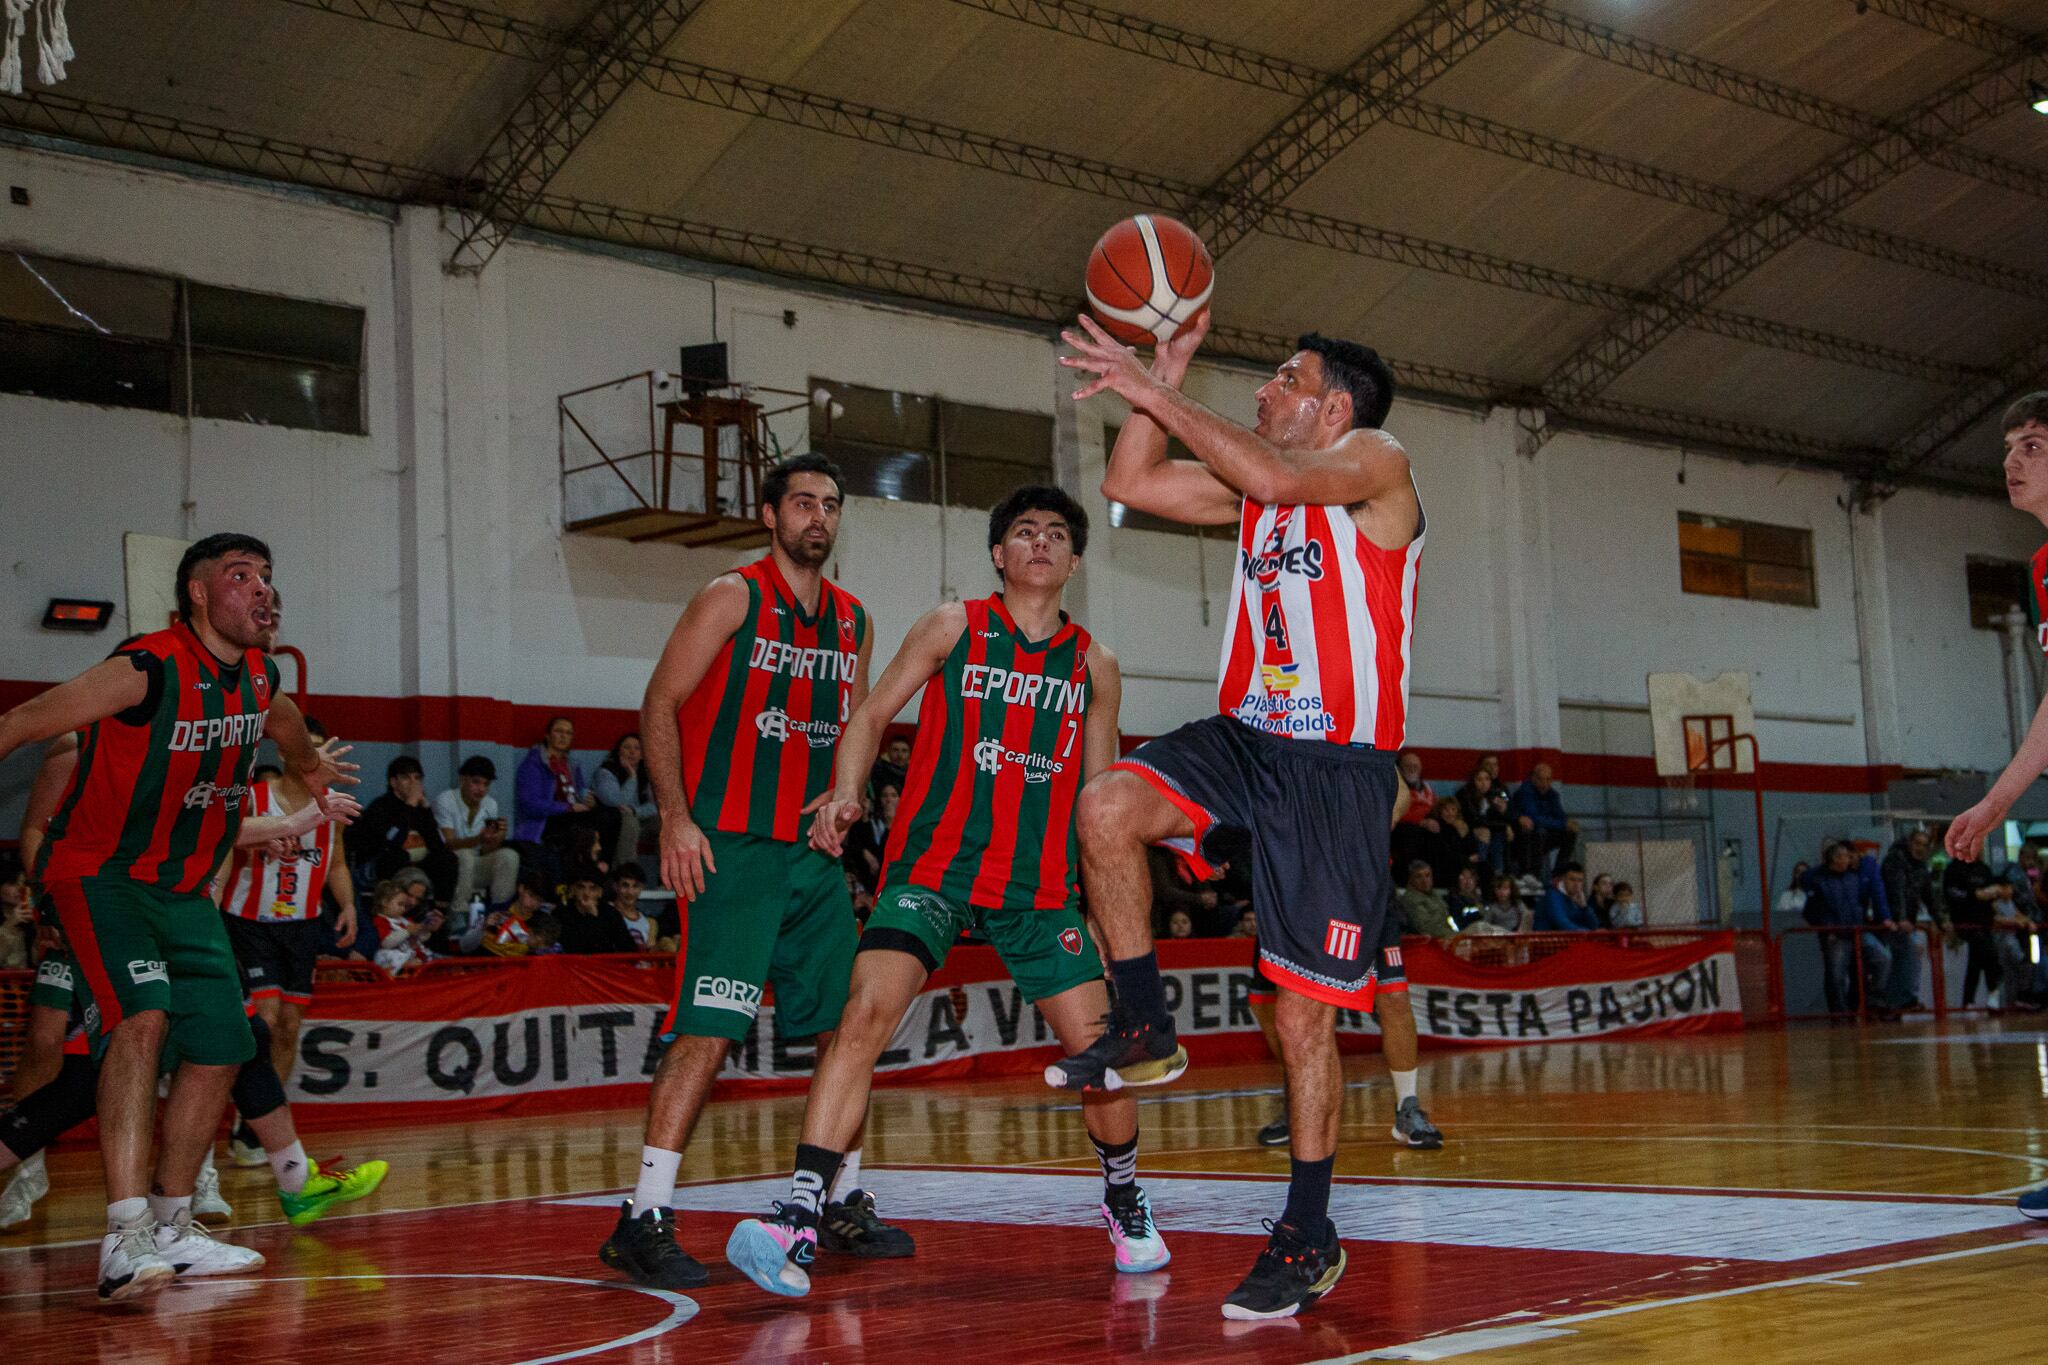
[304,738,362,816]
[661,819,717,900]
[1153,305,1209,379]
[1059,314,1154,403]
[803,792,863,858]
[1946,797,2004,861]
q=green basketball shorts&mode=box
[43,875,256,1067]
[861,881,1104,1003]
[661,830,857,1043]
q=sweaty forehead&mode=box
[1278,352,1324,387]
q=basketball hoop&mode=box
[2,0,72,96]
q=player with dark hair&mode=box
[597,453,907,1291]
[725,485,1165,1297]
[1058,311,1423,1319]
[0,531,359,1300]
[1945,391,2048,1223]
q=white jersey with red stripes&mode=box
[220,782,334,923]
[1216,489,1425,748]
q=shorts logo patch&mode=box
[692,974,763,1018]
[1384,944,1403,968]
[36,959,74,992]
[127,958,170,986]
[1058,927,1083,955]
[1324,920,1362,963]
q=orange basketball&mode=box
[1084,214,1214,347]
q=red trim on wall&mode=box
[0,678,1897,794]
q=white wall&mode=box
[2,139,2043,808]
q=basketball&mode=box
[1084,214,1215,347]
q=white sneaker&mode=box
[99,1211,176,1302]
[155,1206,266,1277]
[194,1152,234,1224]
[228,1133,268,1168]
[1101,1187,1171,1273]
[0,1151,49,1230]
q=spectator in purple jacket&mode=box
[515,715,594,845]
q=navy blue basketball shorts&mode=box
[1248,907,1406,1004]
[1118,714,1398,1009]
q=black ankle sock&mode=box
[1281,1155,1334,1243]
[1109,951,1167,1026]
[1092,1130,1139,1198]
[789,1143,843,1225]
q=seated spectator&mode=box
[555,870,638,954]
[1608,880,1644,928]
[1880,830,1939,1010]
[1587,873,1618,929]
[0,852,29,970]
[1396,751,1435,827]
[871,734,912,795]
[610,866,656,949]
[1468,873,1529,934]
[594,733,659,874]
[515,715,596,854]
[563,823,611,886]
[474,868,558,957]
[1803,841,1892,1014]
[842,780,898,896]
[1231,907,1258,938]
[1393,860,1456,939]
[371,879,443,975]
[347,755,457,903]
[1149,845,1222,936]
[1444,865,1484,920]
[433,755,521,911]
[1535,862,1600,932]
[1166,909,1194,940]
[1510,762,1579,878]
[1425,796,1481,888]
[1454,765,1513,873]
[1775,861,1811,925]
[1989,877,2040,1010]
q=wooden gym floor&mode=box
[4,1017,2045,1363]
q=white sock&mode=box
[269,1140,310,1195]
[107,1196,149,1228]
[21,1151,44,1177]
[199,1148,215,1176]
[633,1145,682,1214]
[1392,1069,1418,1106]
[147,1192,191,1226]
[829,1147,863,1203]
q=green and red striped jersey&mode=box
[43,622,279,894]
[883,595,1093,912]
[678,556,867,841]
[2030,542,2048,657]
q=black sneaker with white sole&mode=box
[598,1202,709,1289]
[1221,1218,1346,1320]
[1043,1004,1188,1091]
[819,1189,916,1258]
[1256,1116,1290,1148]
[1391,1096,1444,1149]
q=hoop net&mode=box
[2,0,72,97]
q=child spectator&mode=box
[1609,881,1644,928]
[610,867,656,949]
[371,879,442,975]
[475,869,557,957]
[555,870,638,955]
[1468,873,1529,934]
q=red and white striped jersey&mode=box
[1217,491,1425,749]
[220,783,334,923]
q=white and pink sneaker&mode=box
[1102,1187,1171,1273]
[725,1205,817,1297]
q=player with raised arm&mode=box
[597,454,909,1291]
[1055,311,1421,1319]
[0,533,357,1301]
[725,486,1169,1297]
[1944,393,2048,1223]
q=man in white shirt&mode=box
[433,755,521,910]
[612,866,656,949]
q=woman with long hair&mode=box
[596,732,660,874]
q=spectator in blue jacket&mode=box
[515,715,594,846]
[1536,862,1601,931]
[1801,841,1893,1016]
[1510,762,1579,878]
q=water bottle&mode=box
[464,891,486,939]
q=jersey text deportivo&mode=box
[678,557,867,841]
[883,596,1092,912]
[45,622,277,894]
[1217,487,1424,748]
[220,783,334,922]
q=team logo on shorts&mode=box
[36,958,74,992]
[1058,927,1084,955]
[1384,944,1403,968]
[1323,920,1362,963]
[692,975,763,1018]
[127,958,170,986]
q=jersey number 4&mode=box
[1263,601,1290,653]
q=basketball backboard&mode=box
[1648,671,1755,776]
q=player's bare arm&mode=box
[1949,696,2048,859]
[1065,314,1409,509]
[266,693,361,809]
[642,573,752,897]
[0,658,147,766]
[17,732,79,872]
[1082,642,1123,783]
[808,602,967,857]
[1083,312,1239,526]
[328,854,359,945]
[235,789,362,848]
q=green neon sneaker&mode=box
[278,1158,390,1227]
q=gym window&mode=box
[0,251,366,435]
[809,377,1052,509]
[1677,512,1815,607]
[1966,556,2029,631]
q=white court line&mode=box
[0,1272,696,1365]
[1310,1237,2046,1363]
[1459,1133,2048,1172]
